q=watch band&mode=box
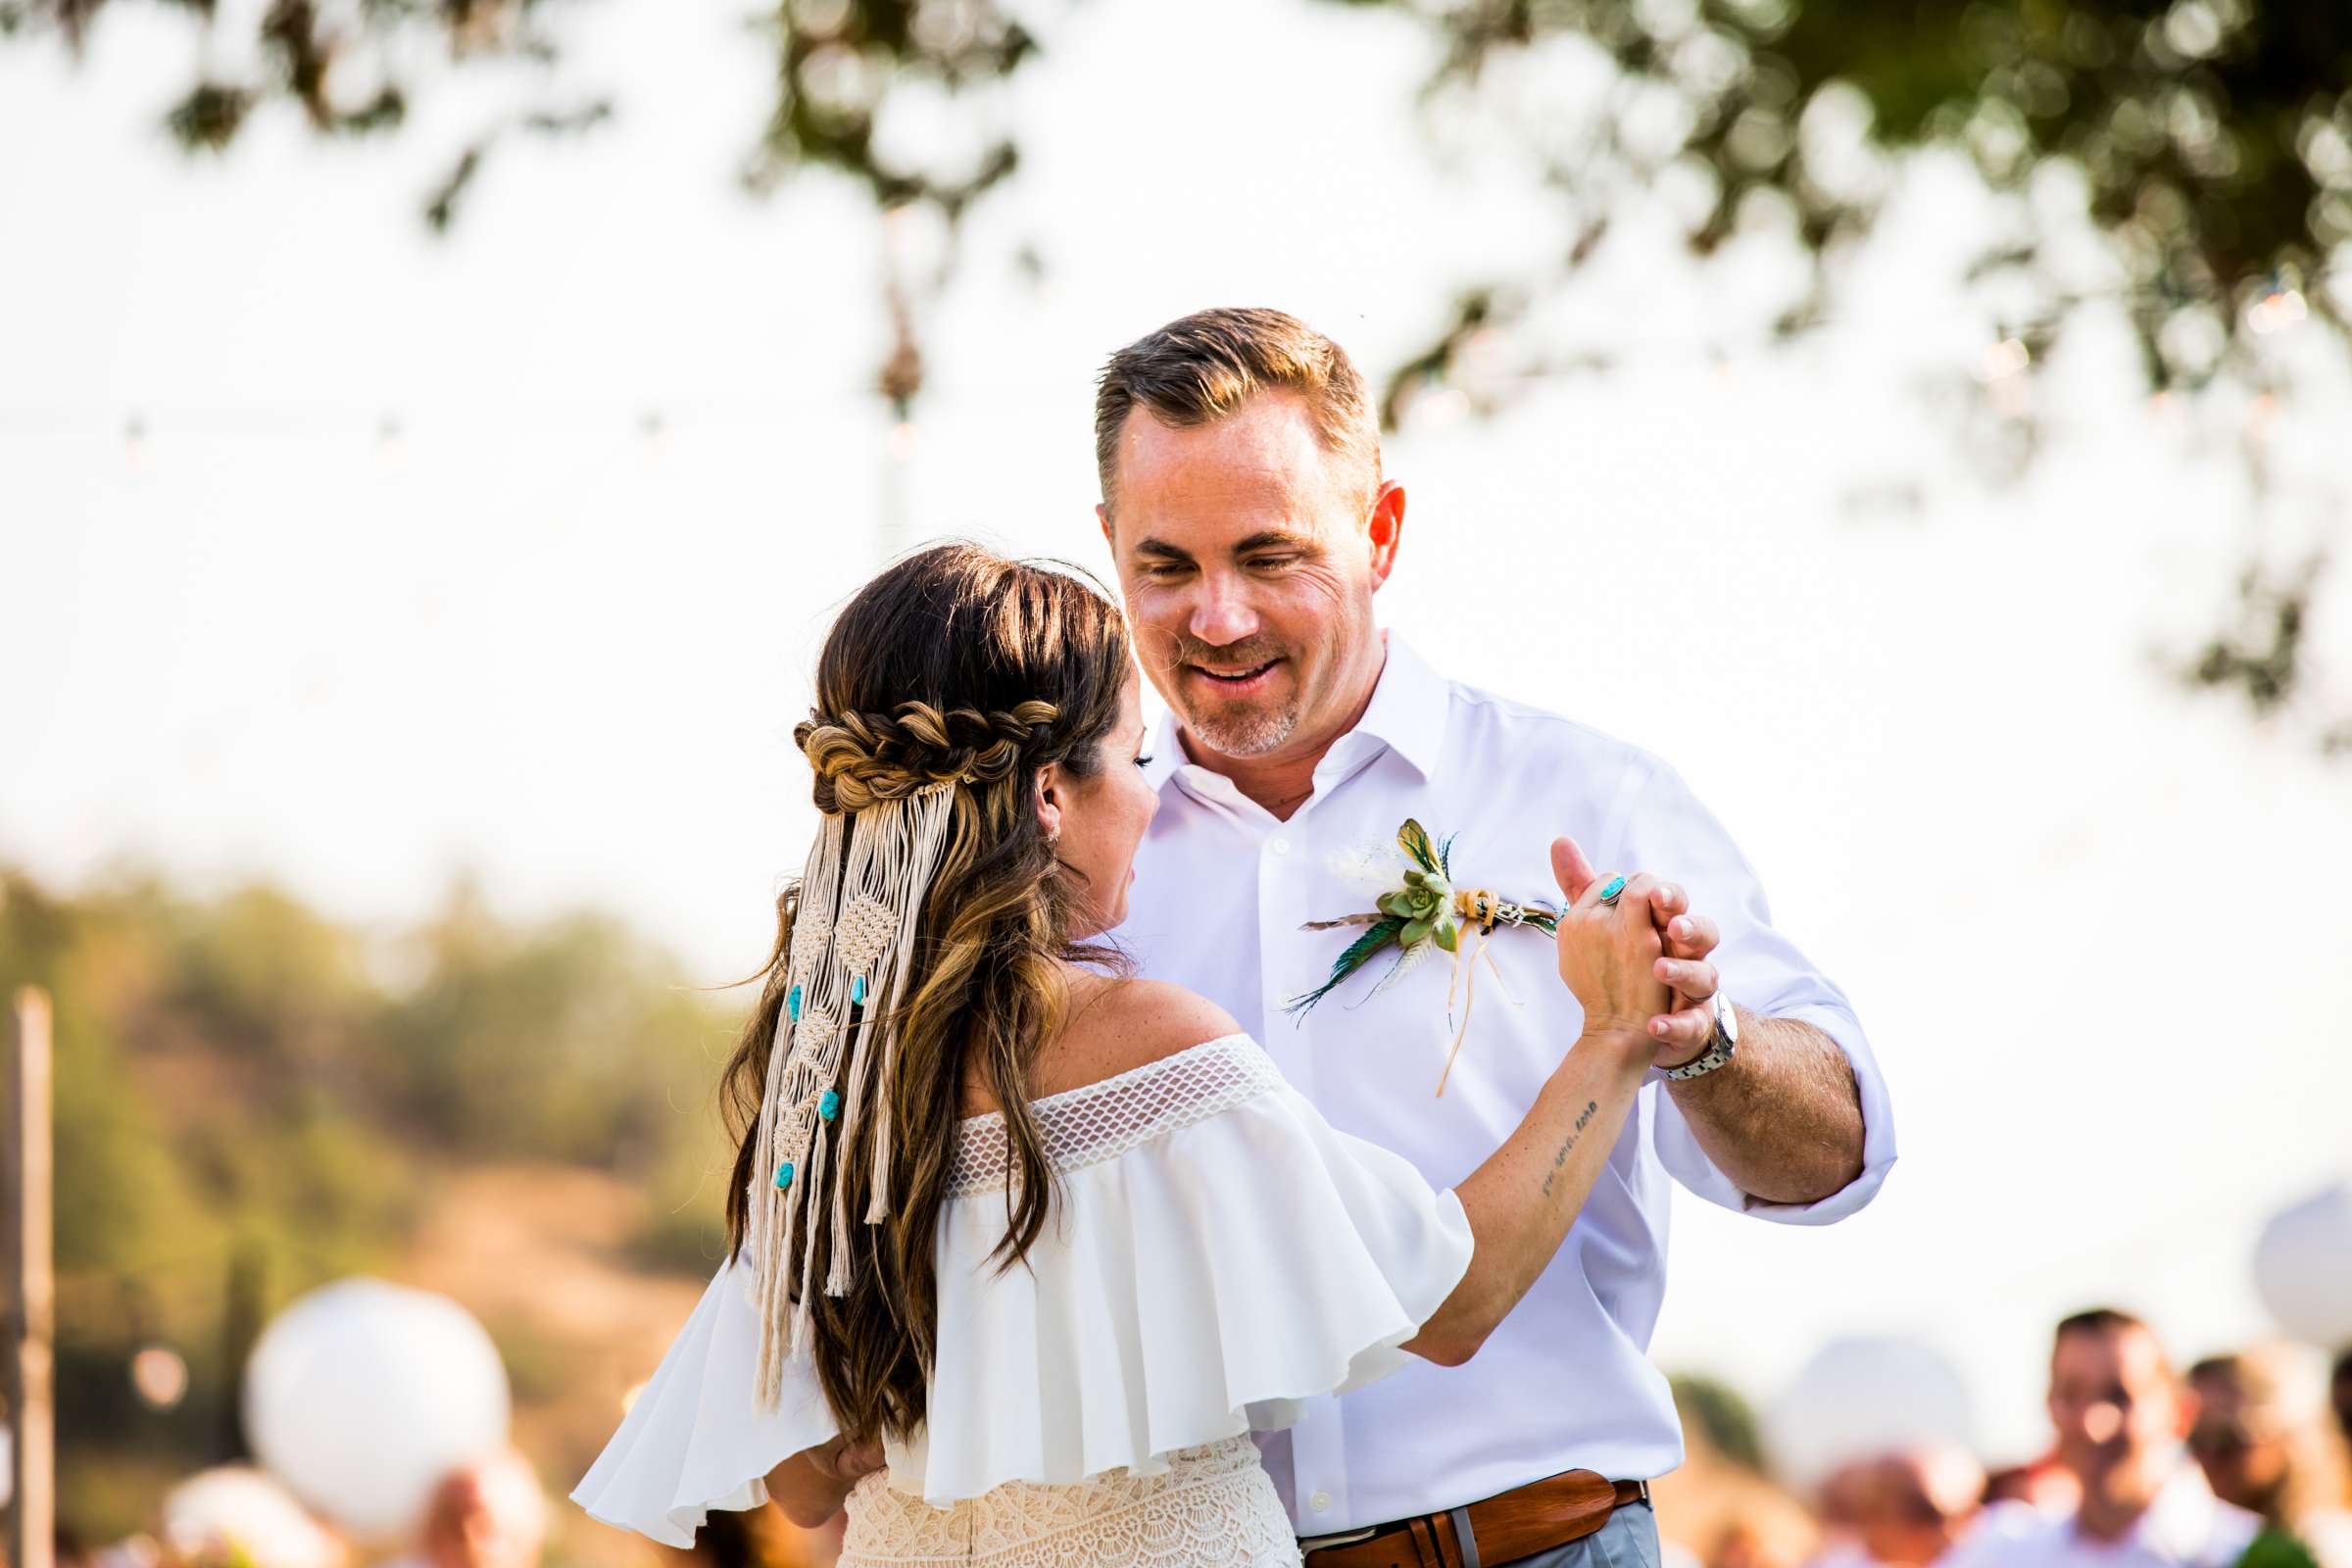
[1661,994,1738,1082]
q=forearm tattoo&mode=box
[1541,1100,1599,1198]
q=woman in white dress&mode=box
[572,544,1673,1567]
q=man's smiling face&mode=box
[1099,389,1399,763]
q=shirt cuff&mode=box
[1653,1002,1896,1227]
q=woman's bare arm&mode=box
[1400,849,1670,1366]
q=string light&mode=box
[1978,338,2031,381]
[130,1345,189,1408]
[2246,288,2307,335]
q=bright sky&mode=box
[6,0,2350,1469]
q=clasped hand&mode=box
[1547,835,1724,1070]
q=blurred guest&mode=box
[1984,1452,2083,1515]
[1713,1518,1807,1568]
[2188,1348,2352,1568]
[2332,1349,2352,1451]
[1806,1459,1880,1568]
[1853,1446,1983,1567]
[1940,1308,2258,1567]
[416,1449,547,1568]
[156,1467,347,1568]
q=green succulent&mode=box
[1378,866,1459,953]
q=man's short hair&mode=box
[1093,307,1382,514]
[2055,1307,2174,1375]
[2057,1306,2150,1344]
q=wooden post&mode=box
[5,986,55,1568]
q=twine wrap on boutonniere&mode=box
[1287,818,1564,1096]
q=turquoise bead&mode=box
[787,985,802,1022]
[851,975,866,1005]
[819,1090,841,1122]
[773,1159,794,1190]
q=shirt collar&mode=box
[2067,1461,2223,1561]
[2135,1461,2226,1559]
[1141,630,1448,798]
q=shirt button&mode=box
[1268,836,1292,856]
[1308,1491,1332,1513]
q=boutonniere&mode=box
[1286,818,1563,1095]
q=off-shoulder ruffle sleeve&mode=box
[905,1033,1473,1505]
[568,1260,840,1546]
[571,1034,1474,1531]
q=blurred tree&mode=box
[5,0,2345,725]
[1671,1371,1771,1471]
[0,864,739,1542]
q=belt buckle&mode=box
[1298,1525,1378,1554]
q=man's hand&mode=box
[811,1436,886,1487]
[1641,879,1723,1070]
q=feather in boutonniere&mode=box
[1288,817,1563,1095]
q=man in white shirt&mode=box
[1093,307,1898,1567]
[1941,1310,2262,1568]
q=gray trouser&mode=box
[1471,1499,1659,1568]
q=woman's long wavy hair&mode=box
[719,543,1132,1446]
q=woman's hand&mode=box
[1548,836,1674,1054]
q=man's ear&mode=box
[1096,501,1113,553]
[1366,480,1405,590]
[1035,764,1064,844]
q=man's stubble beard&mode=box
[1183,687,1303,759]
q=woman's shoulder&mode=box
[1030,976,1247,1100]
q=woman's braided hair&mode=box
[719,543,1133,1446]
[796,700,1062,813]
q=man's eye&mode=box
[1249,557,1298,572]
[1140,563,1190,581]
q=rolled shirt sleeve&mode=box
[1612,758,1897,1225]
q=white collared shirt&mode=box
[1941,1466,2262,1568]
[1113,634,1898,1533]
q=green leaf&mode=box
[1434,916,1459,953]
[1401,917,1432,947]
[1378,890,1419,919]
[1397,818,1442,874]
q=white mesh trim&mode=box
[947,1034,1279,1198]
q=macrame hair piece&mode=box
[746,698,1056,1409]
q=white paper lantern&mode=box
[1765,1335,1976,1494]
[243,1278,511,1541]
[2254,1183,2352,1348]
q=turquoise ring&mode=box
[1597,875,1627,906]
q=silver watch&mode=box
[1661,992,1739,1081]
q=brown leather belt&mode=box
[1298,1470,1650,1568]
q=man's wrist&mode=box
[1659,997,1740,1084]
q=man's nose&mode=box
[2080,1401,2125,1445]
[1188,573,1260,649]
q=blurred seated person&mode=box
[1984,1451,2083,1515]
[1939,1308,2258,1568]
[1854,1446,1984,1567]
[2333,1349,2352,1457]
[416,1450,547,1568]
[2188,1348,2352,1568]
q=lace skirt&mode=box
[837,1436,1300,1568]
